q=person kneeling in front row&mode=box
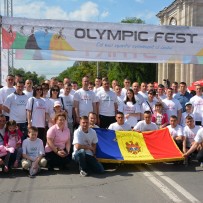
[22,126,47,177]
[72,116,104,176]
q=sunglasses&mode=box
[36,88,42,91]
[52,89,59,91]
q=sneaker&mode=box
[80,170,87,177]
[200,162,203,167]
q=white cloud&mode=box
[13,0,100,21]
[100,10,109,18]
[67,1,99,21]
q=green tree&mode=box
[13,68,45,85]
[107,17,156,84]
[57,62,108,86]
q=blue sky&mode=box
[1,0,174,78]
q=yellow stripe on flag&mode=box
[116,131,154,162]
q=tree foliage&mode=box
[13,68,45,85]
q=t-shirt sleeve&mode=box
[3,95,11,108]
[22,139,27,154]
[72,130,80,145]
[46,126,56,139]
[39,139,45,155]
[195,129,203,143]
[26,97,33,110]
[92,130,98,144]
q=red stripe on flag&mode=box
[143,128,183,159]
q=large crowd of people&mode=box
[0,74,203,177]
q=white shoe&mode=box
[80,170,87,177]
[200,162,203,167]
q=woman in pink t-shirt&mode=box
[45,112,71,170]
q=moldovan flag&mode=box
[95,128,183,163]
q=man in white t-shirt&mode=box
[132,82,144,121]
[167,115,184,151]
[138,82,148,101]
[3,81,28,138]
[190,84,203,125]
[133,111,158,132]
[97,78,118,128]
[72,116,104,176]
[109,112,131,131]
[0,74,15,120]
[184,127,203,165]
[23,79,33,99]
[114,85,125,112]
[93,77,102,94]
[162,88,182,124]
[121,78,131,97]
[60,83,74,138]
[74,76,97,125]
[183,116,201,154]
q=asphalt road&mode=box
[0,159,203,203]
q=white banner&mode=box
[2,16,203,64]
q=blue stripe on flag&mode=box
[94,128,123,160]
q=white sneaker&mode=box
[200,162,203,167]
[80,170,87,177]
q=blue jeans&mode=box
[18,123,28,141]
[73,149,104,174]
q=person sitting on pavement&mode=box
[184,127,203,167]
[4,120,23,170]
[88,112,99,128]
[133,111,158,132]
[45,112,71,171]
[108,112,131,131]
[167,115,184,152]
[183,116,202,163]
[22,126,47,177]
[72,116,104,177]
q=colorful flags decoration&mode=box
[95,128,183,163]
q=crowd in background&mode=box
[0,73,203,177]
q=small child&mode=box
[22,126,47,177]
[152,102,168,129]
[180,102,194,127]
[4,120,23,168]
[48,101,67,128]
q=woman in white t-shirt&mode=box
[49,85,64,115]
[121,89,141,128]
[26,85,48,145]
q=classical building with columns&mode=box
[156,0,203,86]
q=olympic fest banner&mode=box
[1,16,203,64]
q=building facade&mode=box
[156,0,203,86]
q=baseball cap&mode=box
[185,102,192,106]
[54,101,61,107]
